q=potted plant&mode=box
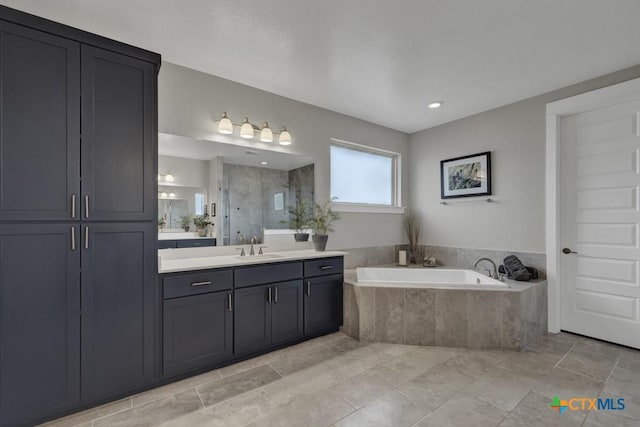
[193,213,213,237]
[286,199,312,242]
[158,216,166,232]
[179,215,192,232]
[311,199,340,251]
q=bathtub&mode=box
[355,267,509,289]
[344,266,547,351]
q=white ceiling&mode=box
[159,133,313,170]
[4,0,640,133]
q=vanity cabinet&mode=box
[0,6,160,425]
[234,279,304,355]
[163,269,233,376]
[304,258,345,336]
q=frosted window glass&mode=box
[331,145,393,205]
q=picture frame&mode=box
[440,151,491,199]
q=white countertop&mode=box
[159,249,347,274]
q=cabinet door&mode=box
[304,274,343,337]
[272,280,304,345]
[81,45,155,221]
[81,223,155,401]
[234,284,272,355]
[0,21,80,221]
[163,292,233,376]
[0,224,80,426]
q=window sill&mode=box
[330,203,405,214]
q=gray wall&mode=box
[159,62,410,250]
[409,65,640,254]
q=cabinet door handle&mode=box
[71,226,76,251]
[84,226,89,250]
[227,293,232,312]
[306,281,311,296]
[190,281,212,287]
[268,287,272,303]
[274,286,278,303]
[319,265,333,270]
[84,195,89,218]
[71,194,76,218]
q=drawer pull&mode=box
[306,281,311,296]
[84,195,89,218]
[71,194,76,218]
[227,293,232,311]
[71,226,76,251]
[319,265,333,270]
[274,286,278,303]
[268,287,272,303]
[190,281,212,287]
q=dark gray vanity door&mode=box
[163,291,233,376]
[271,280,304,345]
[80,222,155,401]
[234,284,272,355]
[81,45,155,221]
[0,21,80,221]
[0,224,80,426]
[304,274,344,336]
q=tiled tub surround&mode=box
[343,268,547,351]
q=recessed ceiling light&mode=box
[261,161,268,165]
[428,101,443,109]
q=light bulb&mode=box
[260,122,273,142]
[278,126,292,145]
[428,101,443,109]
[240,117,254,139]
[165,173,174,182]
[160,192,167,198]
[218,112,233,134]
[169,192,175,198]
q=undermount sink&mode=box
[234,254,283,261]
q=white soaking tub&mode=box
[355,267,509,289]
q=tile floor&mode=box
[42,332,640,427]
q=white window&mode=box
[330,139,402,213]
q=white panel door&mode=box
[560,99,640,349]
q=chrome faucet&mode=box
[474,257,498,279]
[249,235,258,256]
[238,234,246,245]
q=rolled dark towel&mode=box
[503,255,532,281]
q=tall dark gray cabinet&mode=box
[0,6,160,426]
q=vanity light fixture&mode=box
[428,101,443,109]
[217,112,233,134]
[164,172,175,182]
[278,126,292,145]
[240,117,254,139]
[214,113,293,145]
[260,122,273,142]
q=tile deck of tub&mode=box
[40,331,640,427]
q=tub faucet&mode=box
[474,258,498,279]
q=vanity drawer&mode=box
[235,261,303,288]
[176,238,216,248]
[159,240,178,249]
[163,269,233,299]
[304,257,344,277]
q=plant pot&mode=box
[294,233,309,242]
[197,228,208,237]
[312,234,329,251]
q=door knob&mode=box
[562,247,578,254]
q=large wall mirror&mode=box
[159,133,314,245]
